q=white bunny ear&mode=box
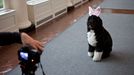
[92,6,101,16]
[88,6,93,16]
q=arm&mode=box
[0,32,43,51]
[0,32,22,46]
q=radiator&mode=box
[27,0,67,27]
[27,0,53,27]
[51,0,67,18]
[67,0,88,7]
[0,9,18,32]
[82,0,89,4]
[73,0,83,7]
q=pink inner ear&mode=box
[88,6,93,16]
[88,6,101,16]
[92,6,101,16]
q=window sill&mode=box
[27,0,48,5]
[0,9,15,19]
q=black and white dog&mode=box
[87,6,113,62]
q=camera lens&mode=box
[20,52,28,60]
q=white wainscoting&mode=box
[27,0,89,27]
[67,0,89,7]
[51,0,67,18]
[27,0,67,27]
[0,9,18,32]
[27,0,53,27]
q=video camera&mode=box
[18,46,44,75]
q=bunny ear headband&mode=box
[88,6,101,16]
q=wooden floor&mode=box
[0,0,134,74]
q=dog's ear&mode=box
[88,6,101,16]
[88,6,93,16]
[93,6,101,16]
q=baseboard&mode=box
[67,6,75,12]
[19,24,36,33]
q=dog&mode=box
[87,6,113,62]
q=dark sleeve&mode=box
[0,32,22,46]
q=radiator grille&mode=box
[55,8,67,17]
[37,15,53,25]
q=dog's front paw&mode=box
[93,51,103,62]
[88,52,94,57]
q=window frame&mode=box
[0,0,4,9]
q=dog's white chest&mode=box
[87,30,97,46]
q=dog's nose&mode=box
[89,25,93,29]
[89,25,92,28]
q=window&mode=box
[0,0,3,9]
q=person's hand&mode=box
[21,32,44,51]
